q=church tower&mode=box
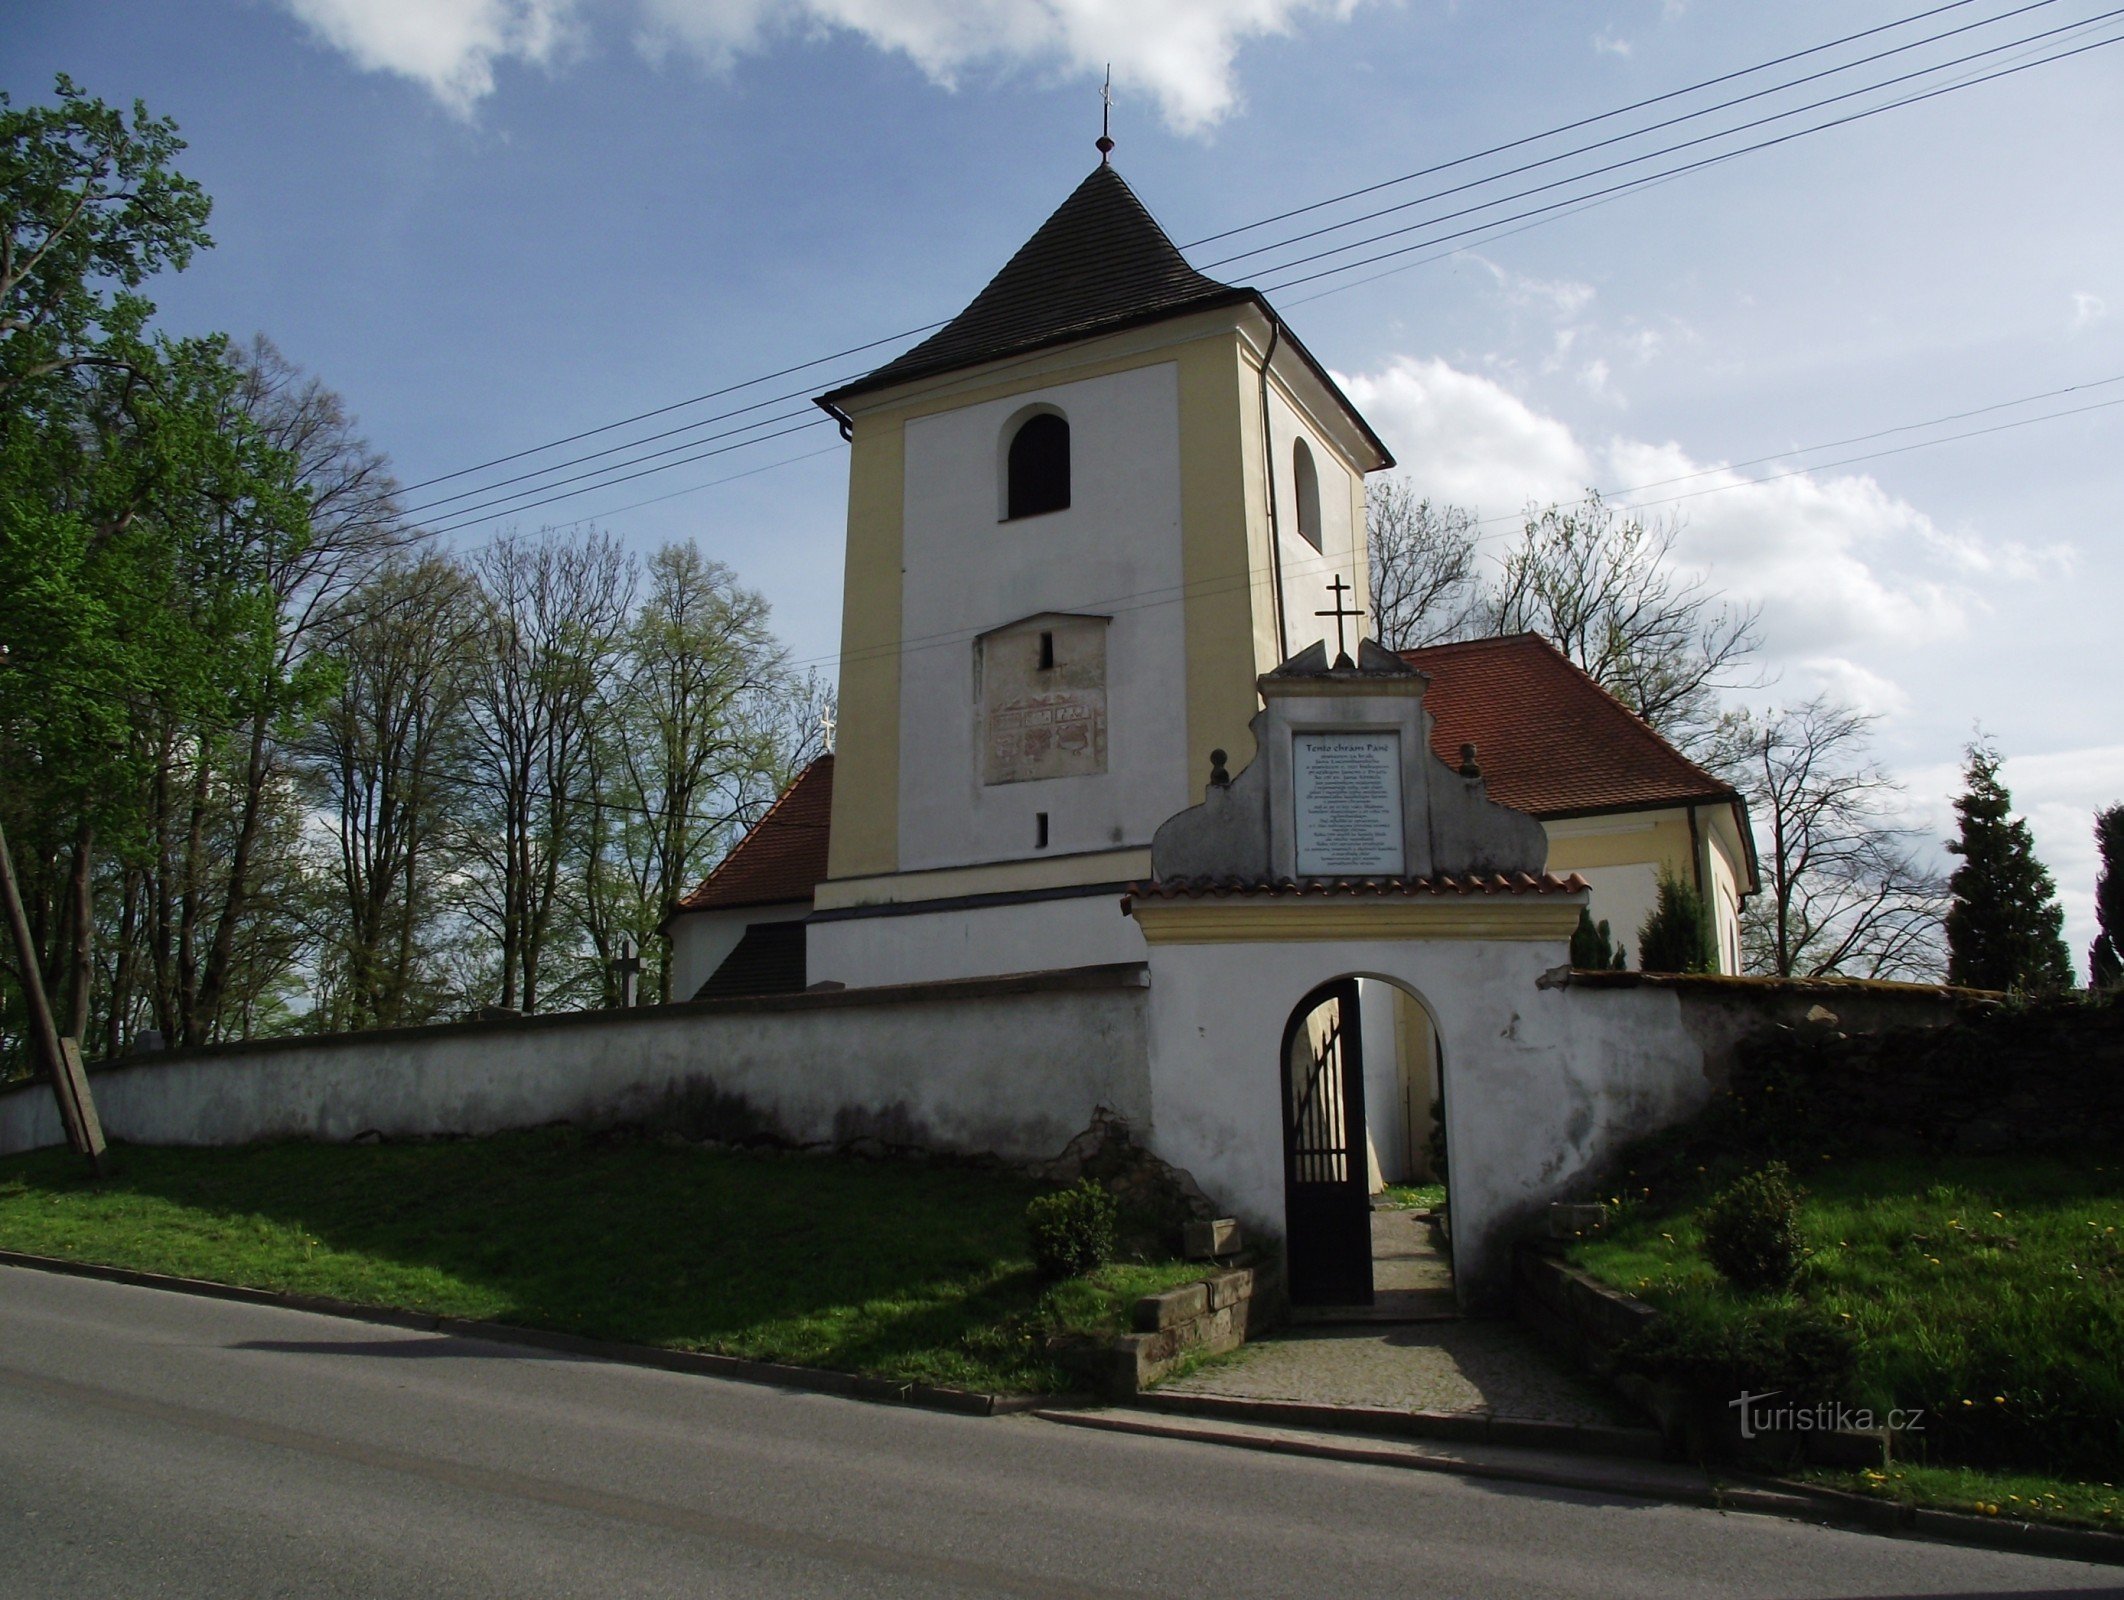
[808,162,1394,987]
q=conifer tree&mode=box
[2091,803,2124,991]
[1571,907,1627,970]
[1943,741,2073,992]
[1636,869,1717,974]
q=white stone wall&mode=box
[1262,382,1360,668]
[666,901,811,1002]
[0,973,1154,1165]
[896,363,1191,872]
[1138,935,1720,1307]
[808,894,1147,990]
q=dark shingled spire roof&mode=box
[820,165,1252,406]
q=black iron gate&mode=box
[1280,978,1373,1306]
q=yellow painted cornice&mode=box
[1129,897,1584,945]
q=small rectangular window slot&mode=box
[1035,812,1050,849]
[1037,631,1055,671]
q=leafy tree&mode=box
[1570,907,1626,970]
[1943,740,2073,993]
[1711,697,1947,980]
[0,74,211,405]
[1637,868,1717,974]
[1365,479,1482,650]
[2089,803,2122,990]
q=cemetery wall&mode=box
[0,964,1153,1162]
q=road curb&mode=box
[1036,1405,1811,1516]
[1128,1388,1668,1460]
[1044,1401,2124,1569]
[0,1249,1046,1419]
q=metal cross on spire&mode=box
[1316,574,1363,665]
[1097,65,1115,162]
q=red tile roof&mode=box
[670,756,834,916]
[1402,634,1737,819]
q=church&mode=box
[665,156,1760,1307]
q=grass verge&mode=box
[1797,1463,2123,1532]
[0,1131,1207,1394]
[1568,1150,2123,1513]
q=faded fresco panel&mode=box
[980,616,1109,785]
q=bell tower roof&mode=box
[820,164,1250,408]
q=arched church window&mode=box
[1293,438,1322,551]
[1006,412,1070,520]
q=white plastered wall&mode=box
[1261,380,1361,670]
[667,901,811,1002]
[1140,933,1719,1307]
[896,363,1190,872]
[808,893,1147,990]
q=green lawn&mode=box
[1378,1181,1446,1211]
[1570,1152,2124,1492]
[0,1132,1205,1393]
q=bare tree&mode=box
[462,529,634,1013]
[1712,697,1948,981]
[1487,491,1761,752]
[1365,479,1484,651]
[308,552,480,1028]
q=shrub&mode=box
[1025,1180,1117,1279]
[1701,1162,1806,1292]
[1571,907,1627,971]
[1620,1298,1856,1404]
[1636,868,1717,974]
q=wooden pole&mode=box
[0,817,104,1170]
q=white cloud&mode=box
[1340,355,2064,668]
[277,0,574,114]
[1791,656,1911,718]
[2072,290,2108,331]
[1338,357,1592,511]
[275,0,1364,130]
[1593,32,1632,57]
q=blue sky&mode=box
[8,0,2121,968]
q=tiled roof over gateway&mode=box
[1403,633,1737,819]
[820,165,1247,406]
[670,755,832,916]
[672,636,1739,917]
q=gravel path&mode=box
[1164,1207,1630,1425]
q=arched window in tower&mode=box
[1293,438,1322,551]
[1006,412,1070,520]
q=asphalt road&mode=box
[2,1265,2116,1599]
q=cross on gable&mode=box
[1316,574,1363,664]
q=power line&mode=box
[413,16,2124,536]
[395,0,2060,519]
[1179,0,2004,249]
[1257,24,2124,296]
[394,322,945,495]
[1202,0,2067,272]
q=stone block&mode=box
[1184,1217,1244,1259]
[1130,1281,1208,1331]
[1548,1202,1608,1239]
[1203,1268,1254,1310]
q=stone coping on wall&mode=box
[1540,969,2001,1004]
[4,962,1152,1090]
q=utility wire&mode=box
[1203,0,2065,271]
[1258,24,2124,294]
[1248,10,2124,284]
[1180,0,2002,248]
[394,0,2051,516]
[412,17,2123,535]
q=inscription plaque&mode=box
[1294,732,1404,876]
